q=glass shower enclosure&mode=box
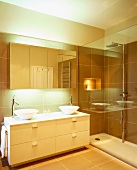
[78,24,137,168]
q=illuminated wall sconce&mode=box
[84,78,101,91]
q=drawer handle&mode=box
[32,141,37,146]
[72,133,77,138]
[32,124,38,128]
[72,118,77,122]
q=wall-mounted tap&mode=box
[88,95,95,109]
[89,95,95,104]
[120,91,128,100]
[70,96,72,105]
[12,95,19,118]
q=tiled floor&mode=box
[0,145,136,170]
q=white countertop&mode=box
[4,111,89,126]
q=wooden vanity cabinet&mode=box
[56,116,89,152]
[4,113,89,166]
[7,120,56,165]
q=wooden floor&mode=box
[0,145,136,170]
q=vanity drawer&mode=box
[72,130,90,148]
[56,130,89,153]
[56,116,89,136]
[10,137,55,165]
[10,120,56,145]
[56,133,72,152]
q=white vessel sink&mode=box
[59,106,79,114]
[92,103,110,111]
[116,101,134,107]
[14,109,39,120]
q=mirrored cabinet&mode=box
[58,50,76,88]
[10,43,30,89]
[30,45,48,89]
[9,42,77,89]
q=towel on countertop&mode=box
[1,125,8,158]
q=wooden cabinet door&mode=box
[34,137,55,158]
[72,116,89,132]
[10,120,56,145]
[10,137,55,165]
[56,131,89,153]
[72,131,90,148]
[10,141,32,165]
[10,123,32,145]
[56,116,89,135]
[10,43,30,89]
[56,134,72,152]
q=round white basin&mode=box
[116,101,134,107]
[92,103,110,111]
[14,109,39,120]
[59,106,79,114]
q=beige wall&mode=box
[105,15,137,36]
[0,2,104,46]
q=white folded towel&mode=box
[1,125,8,158]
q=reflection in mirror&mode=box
[30,47,77,89]
[47,48,59,88]
[58,50,76,88]
[0,32,77,89]
[30,45,48,89]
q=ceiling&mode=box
[1,0,137,29]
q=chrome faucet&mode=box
[70,96,72,105]
[12,95,19,118]
[89,95,95,104]
[120,91,128,100]
[88,95,95,109]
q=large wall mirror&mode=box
[30,46,76,89]
[0,33,77,89]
